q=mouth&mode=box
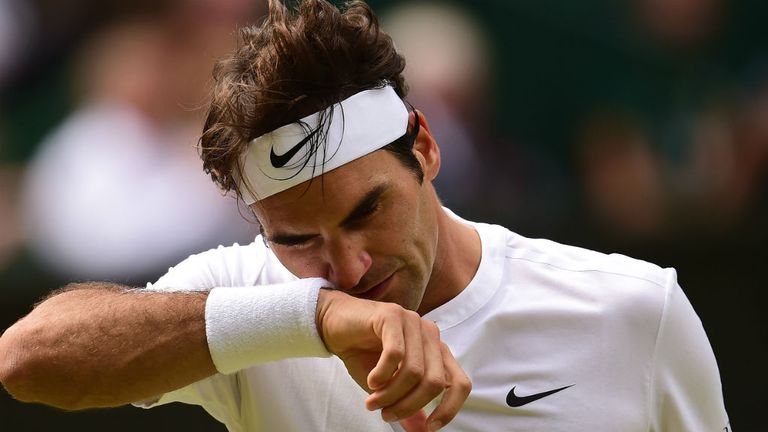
[357,272,395,301]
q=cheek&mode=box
[410,196,439,278]
[374,205,418,254]
[387,190,436,269]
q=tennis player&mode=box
[0,1,730,431]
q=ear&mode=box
[410,110,441,182]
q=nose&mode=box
[324,236,372,291]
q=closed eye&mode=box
[269,233,318,247]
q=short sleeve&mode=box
[144,242,268,293]
[650,270,731,431]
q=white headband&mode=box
[237,86,408,204]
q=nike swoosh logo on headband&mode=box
[269,127,321,168]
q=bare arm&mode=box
[0,281,470,431]
[0,283,215,410]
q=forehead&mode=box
[251,149,404,228]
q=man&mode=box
[0,1,730,431]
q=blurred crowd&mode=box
[382,0,768,245]
[0,0,263,284]
[0,0,766,287]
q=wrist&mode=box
[315,288,345,348]
[205,278,332,374]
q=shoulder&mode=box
[501,228,675,295]
[505,230,670,287]
[480,224,678,326]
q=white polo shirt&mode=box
[139,216,730,431]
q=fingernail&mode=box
[428,420,443,431]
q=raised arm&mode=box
[1,281,470,431]
[0,283,215,410]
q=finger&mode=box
[377,320,445,420]
[425,343,471,431]
[367,306,407,391]
[366,310,424,411]
[398,409,428,432]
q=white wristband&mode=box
[205,278,332,374]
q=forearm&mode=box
[0,283,215,410]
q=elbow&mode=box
[0,325,37,403]
[0,356,36,406]
[0,325,88,410]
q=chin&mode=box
[387,283,426,312]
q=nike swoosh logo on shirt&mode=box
[269,127,320,168]
[506,384,574,408]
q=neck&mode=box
[417,206,481,315]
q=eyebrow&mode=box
[339,184,388,228]
[266,184,389,246]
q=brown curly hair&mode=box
[200,0,413,200]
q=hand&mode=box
[316,289,471,431]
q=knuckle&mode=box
[459,376,473,395]
[401,363,425,382]
[385,303,404,315]
[378,303,400,321]
[404,309,420,321]
[425,375,446,393]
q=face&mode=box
[252,130,441,312]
